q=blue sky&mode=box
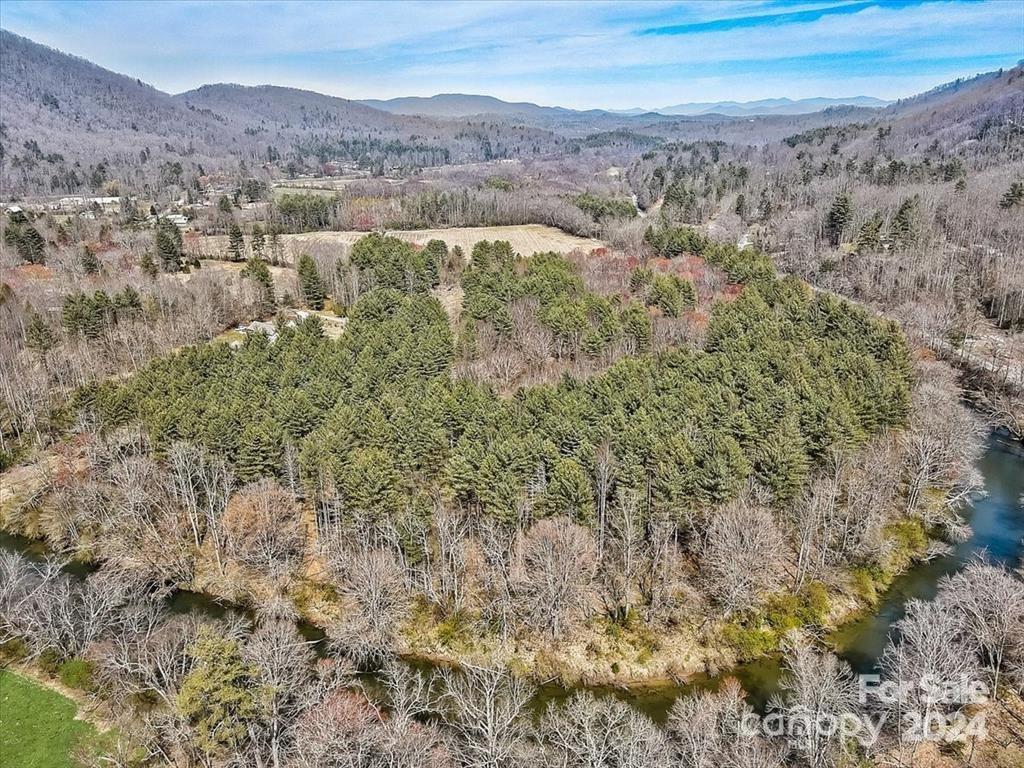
[1,0,1021,109]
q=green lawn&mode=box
[0,670,96,768]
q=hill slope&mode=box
[1,28,1018,199]
[358,93,584,118]
[0,29,233,193]
[0,31,565,197]
[359,93,892,119]
[657,96,891,116]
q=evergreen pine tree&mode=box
[855,214,884,254]
[177,628,266,759]
[25,309,56,353]
[268,229,284,265]
[227,223,245,261]
[620,302,652,353]
[754,416,809,505]
[423,239,447,287]
[999,181,1023,209]
[824,193,852,246]
[542,458,595,525]
[629,266,654,293]
[241,254,275,315]
[155,219,184,272]
[758,187,774,220]
[297,254,325,310]
[81,244,101,274]
[20,224,46,264]
[140,251,159,279]
[236,419,283,480]
[649,274,691,317]
[889,197,919,249]
[251,224,266,261]
[3,221,46,264]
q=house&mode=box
[49,196,125,214]
[236,320,279,343]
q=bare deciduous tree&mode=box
[937,559,1024,696]
[668,678,783,768]
[540,691,670,768]
[326,546,409,666]
[770,633,860,768]
[901,361,985,517]
[881,597,982,748]
[515,516,597,639]
[439,664,535,768]
[223,479,306,585]
[701,497,786,615]
[245,619,317,768]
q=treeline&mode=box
[459,241,653,362]
[456,241,704,389]
[292,136,453,175]
[644,224,775,286]
[573,192,636,222]
[268,188,599,237]
[60,286,143,339]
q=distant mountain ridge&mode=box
[2,27,1017,198]
[357,93,601,118]
[654,96,891,116]
[360,93,892,118]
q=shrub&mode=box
[851,566,887,606]
[764,594,802,632]
[38,647,64,676]
[799,581,831,624]
[0,638,28,663]
[57,658,96,692]
[888,519,927,554]
[721,621,775,661]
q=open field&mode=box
[271,174,407,198]
[0,670,97,768]
[272,185,346,198]
[189,224,605,264]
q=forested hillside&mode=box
[0,30,567,196]
[624,65,1024,434]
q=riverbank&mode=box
[2,431,1020,721]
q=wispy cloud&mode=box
[639,0,888,35]
[1,0,1019,109]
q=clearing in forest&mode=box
[191,224,605,264]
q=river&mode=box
[2,431,1021,722]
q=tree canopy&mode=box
[79,234,912,547]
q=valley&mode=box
[1,12,1022,768]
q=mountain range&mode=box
[361,94,893,119]
[1,27,1020,198]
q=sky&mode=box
[1,0,1021,109]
